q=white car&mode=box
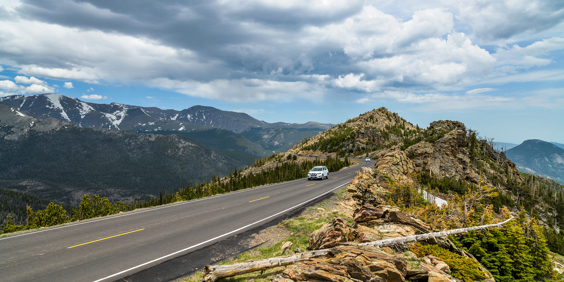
[365,157,371,162]
[308,166,329,180]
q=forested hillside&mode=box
[0,104,245,206]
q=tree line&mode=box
[1,154,351,234]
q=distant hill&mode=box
[506,139,564,184]
[0,104,245,206]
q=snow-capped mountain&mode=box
[0,94,331,134]
[0,94,333,152]
[0,103,246,205]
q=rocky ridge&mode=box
[271,167,494,282]
[289,107,418,158]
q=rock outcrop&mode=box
[272,245,408,282]
[374,151,414,183]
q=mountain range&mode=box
[506,139,564,184]
[0,94,332,153]
[0,103,246,206]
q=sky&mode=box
[0,0,563,144]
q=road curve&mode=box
[0,161,373,282]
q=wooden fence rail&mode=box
[202,217,513,282]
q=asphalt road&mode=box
[0,162,372,282]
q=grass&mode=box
[178,186,353,282]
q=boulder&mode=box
[272,245,407,282]
[308,217,357,250]
[374,150,414,182]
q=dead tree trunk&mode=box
[201,217,513,282]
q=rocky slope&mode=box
[506,139,564,185]
[270,167,494,282]
[289,107,418,158]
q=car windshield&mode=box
[311,167,322,171]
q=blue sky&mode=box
[0,0,563,144]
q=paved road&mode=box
[0,162,372,282]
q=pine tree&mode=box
[528,218,554,281]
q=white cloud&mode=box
[333,73,381,92]
[87,87,94,92]
[151,78,324,102]
[81,94,107,100]
[63,82,74,89]
[14,75,47,85]
[355,33,495,86]
[25,83,54,93]
[0,66,3,72]
[0,80,20,91]
[466,88,496,95]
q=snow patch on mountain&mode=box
[171,114,179,121]
[79,102,94,119]
[45,94,71,122]
[103,106,128,129]
[19,96,27,110]
[553,154,564,165]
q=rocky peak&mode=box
[428,120,466,133]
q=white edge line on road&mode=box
[93,181,351,282]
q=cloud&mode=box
[466,88,496,95]
[25,83,54,93]
[0,80,20,91]
[0,66,3,72]
[81,94,107,100]
[0,79,53,94]
[151,78,325,102]
[63,82,74,89]
[87,87,94,92]
[0,0,560,104]
[14,75,47,85]
[333,73,381,92]
[457,0,564,42]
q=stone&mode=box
[308,217,357,250]
[281,241,293,255]
[274,245,408,282]
[435,261,450,274]
[374,150,414,182]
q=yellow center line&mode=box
[306,183,315,187]
[333,177,338,179]
[68,228,144,249]
[249,196,269,203]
